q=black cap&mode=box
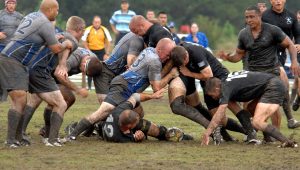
[121,0,128,4]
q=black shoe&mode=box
[287,119,300,129]
[182,133,194,140]
[212,126,223,145]
[64,122,78,136]
[19,138,31,146]
[279,141,298,148]
[5,140,20,148]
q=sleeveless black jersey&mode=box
[143,23,173,47]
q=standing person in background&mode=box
[82,15,112,91]
[257,2,267,14]
[0,0,23,51]
[146,10,156,21]
[157,12,180,44]
[168,22,180,44]
[110,0,135,45]
[185,22,209,48]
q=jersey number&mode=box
[226,71,248,81]
[132,53,145,67]
[17,19,32,34]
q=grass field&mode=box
[1,61,300,170]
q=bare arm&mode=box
[281,37,299,76]
[110,24,118,34]
[103,39,111,60]
[219,48,245,63]
[126,54,138,69]
[180,65,213,81]
[48,39,73,54]
[161,59,174,77]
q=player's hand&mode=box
[290,62,300,77]
[56,34,64,40]
[192,36,199,43]
[169,67,179,78]
[103,53,110,60]
[295,44,300,53]
[55,64,68,79]
[63,39,73,49]
[218,51,229,61]
[76,88,88,98]
[134,130,145,142]
[201,132,210,146]
[0,32,6,39]
[151,88,165,99]
[179,66,192,77]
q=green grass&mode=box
[1,92,300,170]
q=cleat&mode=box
[182,133,194,141]
[39,126,46,137]
[278,141,298,148]
[19,138,31,146]
[247,139,262,145]
[45,139,62,147]
[288,119,300,129]
[212,126,223,145]
[64,122,78,136]
[42,138,49,144]
[5,140,20,148]
[60,136,76,143]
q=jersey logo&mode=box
[286,17,292,24]
[226,70,248,81]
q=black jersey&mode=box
[262,8,300,44]
[220,71,275,104]
[143,23,173,47]
[102,101,135,143]
[237,23,286,72]
[181,42,229,80]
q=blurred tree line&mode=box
[2,0,299,49]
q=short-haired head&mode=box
[86,57,102,77]
[129,15,149,36]
[245,5,261,14]
[40,0,59,21]
[170,46,188,67]
[119,109,139,130]
[156,38,176,63]
[205,77,221,94]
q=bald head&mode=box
[129,15,152,36]
[119,109,139,129]
[40,0,59,21]
[156,38,176,63]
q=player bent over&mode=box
[201,71,297,148]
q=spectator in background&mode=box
[257,2,267,14]
[297,10,300,21]
[185,22,209,48]
[146,10,156,21]
[157,11,168,29]
[110,0,136,45]
[82,15,112,91]
[168,21,180,44]
[0,0,23,51]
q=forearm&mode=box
[205,106,227,135]
[57,77,80,92]
[58,49,70,66]
[161,60,173,77]
[227,53,243,63]
[160,72,174,88]
[288,44,298,64]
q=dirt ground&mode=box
[0,93,300,170]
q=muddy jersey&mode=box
[67,47,97,76]
[29,32,78,73]
[1,12,58,66]
[104,32,144,75]
[143,23,173,47]
[181,42,229,79]
[121,47,162,93]
[102,101,135,143]
[237,23,286,72]
[219,71,274,104]
[0,10,23,45]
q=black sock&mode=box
[44,108,52,138]
[225,118,246,134]
[282,90,293,120]
[7,109,21,143]
[194,104,212,120]
[48,112,63,143]
[220,128,233,141]
[156,125,168,141]
[236,110,255,136]
[22,105,36,135]
[170,96,209,128]
[70,118,93,138]
[264,124,288,143]
[16,114,24,141]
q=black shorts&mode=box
[29,68,58,93]
[259,77,285,105]
[94,64,115,94]
[0,55,28,101]
[179,74,196,96]
[104,76,131,106]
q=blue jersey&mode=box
[1,12,58,66]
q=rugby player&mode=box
[202,71,297,148]
[0,0,73,148]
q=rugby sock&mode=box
[44,108,52,138]
[156,125,168,140]
[170,96,209,128]
[282,91,293,120]
[22,105,36,134]
[220,128,234,141]
[15,114,24,141]
[194,104,212,120]
[7,109,21,143]
[290,88,297,104]
[263,124,288,143]
[48,112,63,143]
[224,118,246,134]
[70,118,93,138]
[236,110,255,136]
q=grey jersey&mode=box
[1,11,58,66]
[0,10,23,45]
[121,47,162,93]
[104,32,144,75]
[67,47,97,76]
